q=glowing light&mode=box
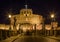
[51,14,55,18]
[9,15,11,18]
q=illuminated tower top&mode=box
[20,5,33,16]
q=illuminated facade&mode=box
[0,5,59,36]
[10,8,43,31]
[0,7,59,36]
[0,24,11,30]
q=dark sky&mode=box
[0,0,60,25]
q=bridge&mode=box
[0,8,60,42]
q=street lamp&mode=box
[50,13,55,36]
[50,14,55,20]
[51,13,58,36]
[51,14,55,19]
[8,14,12,36]
[8,14,12,25]
[8,14,11,18]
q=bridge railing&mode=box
[0,29,19,41]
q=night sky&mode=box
[0,0,60,25]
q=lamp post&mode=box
[50,14,55,36]
[42,18,45,35]
[8,14,12,30]
[8,14,12,36]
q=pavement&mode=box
[0,34,60,42]
[46,36,60,40]
[0,34,22,42]
[11,35,60,42]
